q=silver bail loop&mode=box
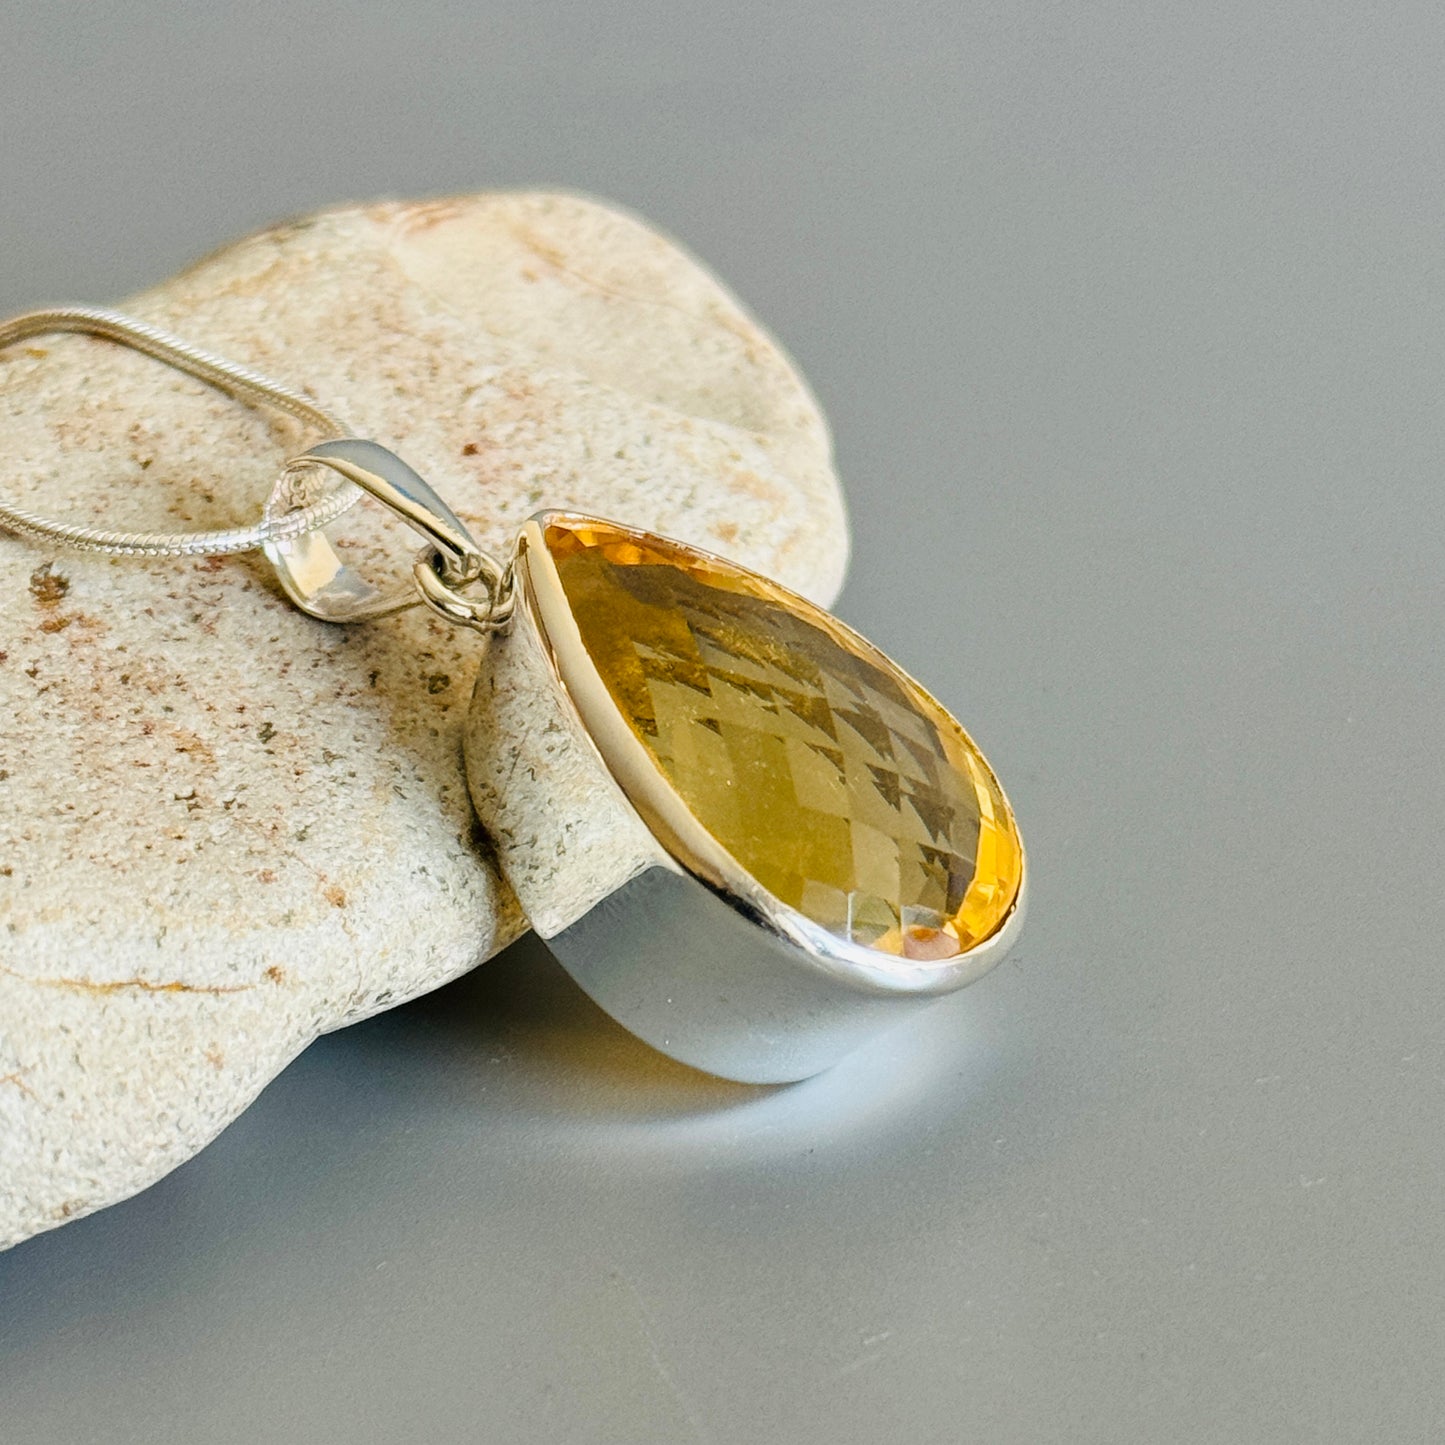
[264,438,511,628]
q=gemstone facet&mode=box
[539,518,1023,964]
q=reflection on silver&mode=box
[550,864,1017,1085]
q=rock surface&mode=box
[0,192,848,1249]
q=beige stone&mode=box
[0,192,848,1249]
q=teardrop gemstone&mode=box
[538,518,1023,963]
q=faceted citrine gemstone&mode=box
[543,519,1023,961]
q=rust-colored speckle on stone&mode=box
[170,728,216,766]
[0,964,251,997]
[383,198,469,235]
[28,563,69,608]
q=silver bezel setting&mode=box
[464,512,1027,1083]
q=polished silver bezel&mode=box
[515,512,1027,999]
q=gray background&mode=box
[2,2,1442,1441]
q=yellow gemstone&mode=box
[544,519,1023,960]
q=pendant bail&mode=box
[264,437,511,628]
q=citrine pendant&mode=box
[465,514,1025,1083]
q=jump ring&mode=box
[413,544,515,633]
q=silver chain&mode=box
[0,305,514,632]
[0,306,360,557]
